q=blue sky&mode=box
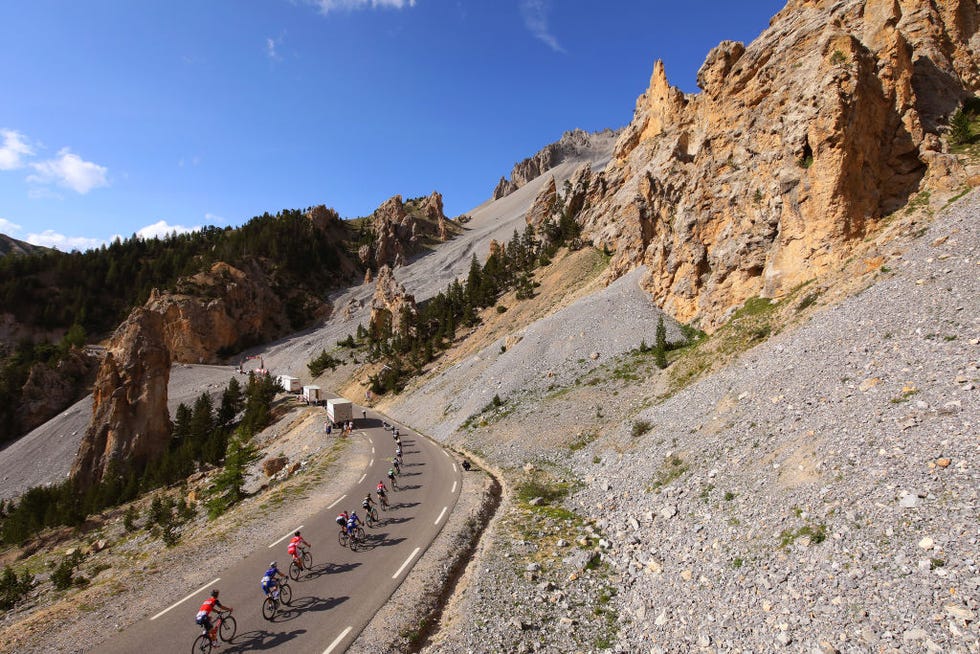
[0,0,785,251]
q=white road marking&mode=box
[269,525,304,548]
[327,494,347,509]
[434,506,448,525]
[442,450,450,458]
[372,446,375,454]
[453,463,457,473]
[369,458,374,467]
[150,577,220,620]
[323,626,352,654]
[358,473,366,483]
[452,480,457,493]
[392,547,421,579]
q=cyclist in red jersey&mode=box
[287,530,310,570]
[195,589,233,647]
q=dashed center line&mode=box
[323,626,352,654]
[327,494,347,509]
[151,577,220,621]
[269,525,304,548]
[358,473,367,483]
[453,463,457,473]
[434,506,448,525]
[392,547,421,579]
[452,480,457,493]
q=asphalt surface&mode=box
[99,409,462,654]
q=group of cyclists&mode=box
[194,420,409,649]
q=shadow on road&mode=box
[287,595,349,613]
[398,484,422,491]
[389,501,419,511]
[303,561,361,580]
[223,628,307,652]
[382,516,414,526]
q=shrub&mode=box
[631,420,653,438]
[0,565,34,610]
[52,550,84,590]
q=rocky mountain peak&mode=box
[493,128,622,200]
[358,192,454,270]
[575,0,977,330]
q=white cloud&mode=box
[136,220,202,240]
[308,0,417,15]
[26,229,106,252]
[205,213,227,225]
[28,148,109,194]
[266,36,282,60]
[0,217,23,234]
[520,0,565,53]
[0,129,34,170]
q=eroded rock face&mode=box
[17,347,97,434]
[360,192,453,269]
[493,129,621,200]
[370,265,418,337]
[575,0,977,329]
[153,261,296,364]
[72,307,172,488]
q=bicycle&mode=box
[192,609,236,653]
[364,506,379,526]
[288,547,312,581]
[378,494,389,511]
[347,525,365,551]
[261,581,292,621]
[337,527,349,548]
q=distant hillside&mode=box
[0,233,45,258]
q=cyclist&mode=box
[287,530,310,571]
[362,493,375,511]
[387,467,397,488]
[391,456,401,474]
[395,446,403,461]
[346,511,362,541]
[261,562,285,599]
[336,510,349,530]
[195,589,233,648]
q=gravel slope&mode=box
[393,190,979,653]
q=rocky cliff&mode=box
[71,307,172,488]
[17,347,97,434]
[358,192,455,270]
[369,265,418,338]
[567,0,978,329]
[492,129,621,200]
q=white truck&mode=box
[277,375,301,393]
[326,398,353,425]
[302,385,322,404]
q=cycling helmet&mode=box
[211,589,220,598]
[270,561,277,568]
[294,530,301,536]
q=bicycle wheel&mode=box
[369,508,379,522]
[219,614,236,641]
[348,531,359,551]
[354,526,365,541]
[192,634,212,654]
[289,560,301,581]
[279,582,292,605]
[337,528,347,547]
[262,597,276,621]
[302,550,312,570]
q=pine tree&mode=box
[655,315,668,369]
[207,432,259,518]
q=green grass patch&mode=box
[779,522,828,548]
[647,454,689,492]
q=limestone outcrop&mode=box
[569,0,978,329]
[71,307,172,488]
[151,261,299,364]
[17,347,97,434]
[369,265,418,338]
[359,192,454,269]
[493,129,621,200]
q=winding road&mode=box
[100,408,462,654]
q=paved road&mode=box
[100,410,462,654]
